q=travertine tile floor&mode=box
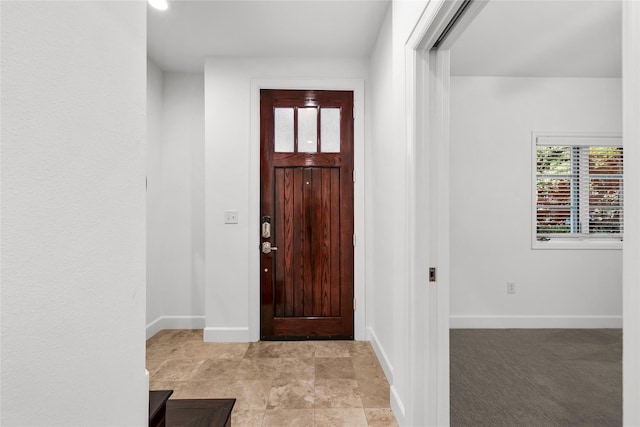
[146,329,398,427]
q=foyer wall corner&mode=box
[146,65,206,339]
[203,57,369,342]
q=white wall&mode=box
[384,1,429,424]
[367,4,395,383]
[1,1,147,425]
[449,76,623,328]
[146,67,205,338]
[147,59,164,331]
[204,57,369,342]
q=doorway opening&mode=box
[407,0,624,425]
[447,2,623,423]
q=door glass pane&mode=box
[274,108,294,152]
[321,108,341,153]
[298,107,317,153]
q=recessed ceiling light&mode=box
[148,0,168,11]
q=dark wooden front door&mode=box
[260,89,354,340]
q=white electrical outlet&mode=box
[507,282,516,294]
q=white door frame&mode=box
[249,78,366,341]
[407,1,640,426]
[404,1,486,425]
[623,2,640,425]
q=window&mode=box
[273,107,342,153]
[533,133,623,249]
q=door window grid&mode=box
[274,107,342,153]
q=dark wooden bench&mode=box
[150,390,173,427]
[150,391,235,427]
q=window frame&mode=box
[531,132,623,250]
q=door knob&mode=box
[262,241,278,254]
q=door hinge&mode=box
[353,234,356,247]
[429,267,437,283]
[353,298,356,310]
[352,169,356,183]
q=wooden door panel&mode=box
[261,89,353,340]
[273,168,292,318]
[272,318,345,338]
[273,167,342,319]
[272,153,343,167]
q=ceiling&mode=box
[148,0,622,77]
[450,0,622,78]
[147,0,390,72]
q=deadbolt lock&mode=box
[261,216,271,238]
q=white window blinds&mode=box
[535,134,623,241]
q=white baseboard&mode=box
[203,326,252,342]
[367,327,400,424]
[145,369,150,420]
[390,385,405,426]
[145,315,206,339]
[367,327,394,384]
[450,315,622,329]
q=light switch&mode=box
[224,210,239,224]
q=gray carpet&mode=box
[450,329,622,427]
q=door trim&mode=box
[407,4,640,425]
[623,2,640,424]
[405,1,487,425]
[250,78,366,341]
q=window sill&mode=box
[532,239,622,250]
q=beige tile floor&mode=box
[147,329,398,427]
